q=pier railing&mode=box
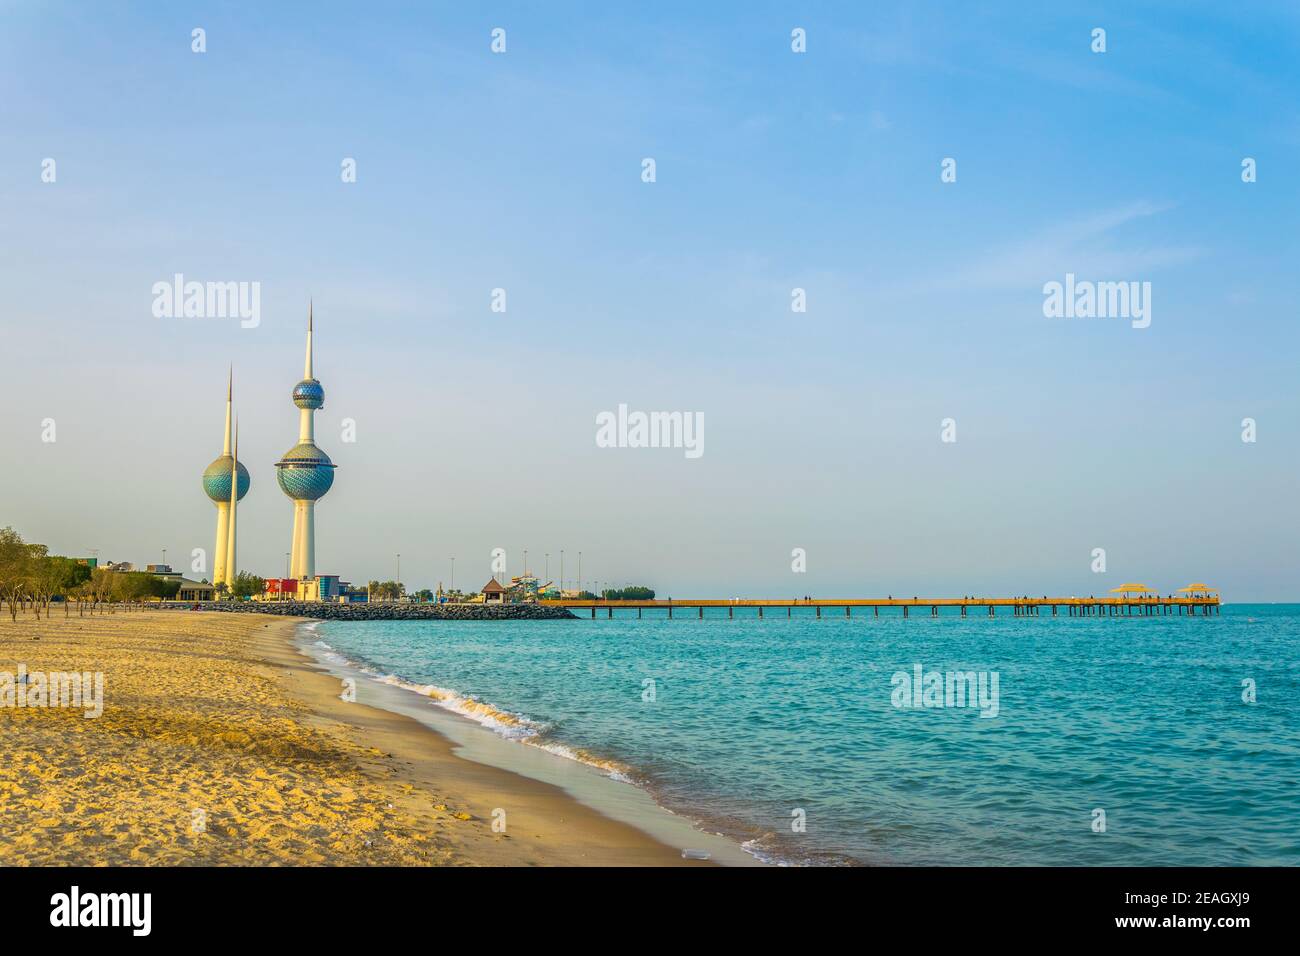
[539,596,1222,618]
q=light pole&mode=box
[560,551,564,594]
[284,552,290,578]
[450,557,455,595]
[578,552,582,594]
[545,553,549,588]
[162,548,167,569]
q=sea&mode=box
[301,603,1299,866]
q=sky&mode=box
[2,1,1299,599]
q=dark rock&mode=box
[166,601,577,621]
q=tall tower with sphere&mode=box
[276,304,335,583]
[202,369,249,588]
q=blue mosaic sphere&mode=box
[293,379,325,410]
[275,441,335,500]
[202,455,250,502]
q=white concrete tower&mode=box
[203,368,248,589]
[276,303,335,586]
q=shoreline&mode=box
[288,619,764,867]
[255,613,756,864]
[0,610,746,865]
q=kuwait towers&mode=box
[276,304,336,580]
[202,370,250,588]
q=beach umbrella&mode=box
[1109,583,1155,595]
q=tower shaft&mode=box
[225,420,238,588]
[213,502,230,586]
[290,501,315,580]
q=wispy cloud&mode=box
[924,201,1204,292]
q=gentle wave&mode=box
[308,635,638,785]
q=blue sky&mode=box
[2,2,1299,598]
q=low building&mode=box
[262,578,299,601]
[314,575,343,601]
[261,574,347,602]
[481,578,507,604]
[175,579,216,601]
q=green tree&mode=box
[42,557,92,618]
[112,572,152,606]
[601,586,655,601]
[0,527,31,621]
[231,571,266,600]
[151,576,183,601]
[90,567,116,613]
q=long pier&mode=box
[540,595,1222,619]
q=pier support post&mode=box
[608,607,613,619]
[758,606,763,619]
[903,606,908,619]
[816,606,822,619]
[874,606,879,617]
[988,606,994,617]
[591,607,595,619]
[729,606,733,619]
[846,606,851,618]
[699,606,703,619]
[787,606,791,618]
[638,607,642,619]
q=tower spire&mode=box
[304,301,314,380]
[222,366,233,456]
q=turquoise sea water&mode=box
[313,604,1299,865]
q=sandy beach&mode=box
[0,610,709,866]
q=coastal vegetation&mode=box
[598,586,656,600]
[366,580,407,601]
[0,526,181,620]
[229,571,266,599]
